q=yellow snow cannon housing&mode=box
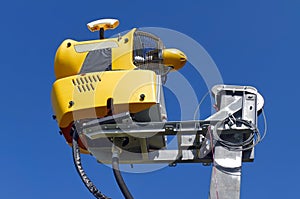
[51,21,187,152]
[52,28,187,128]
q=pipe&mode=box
[112,146,134,199]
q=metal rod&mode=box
[100,28,104,39]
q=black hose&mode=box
[112,157,134,199]
[72,128,110,199]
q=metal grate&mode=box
[71,74,101,92]
[133,31,168,74]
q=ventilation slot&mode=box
[72,74,101,93]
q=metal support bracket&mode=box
[75,84,263,199]
[208,85,260,199]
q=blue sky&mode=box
[1,0,299,198]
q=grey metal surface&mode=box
[78,84,261,166]
[90,148,211,164]
[82,120,209,139]
[80,48,112,73]
[76,84,262,199]
[80,120,252,164]
[209,142,242,199]
[208,85,258,199]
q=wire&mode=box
[112,150,134,199]
[193,91,210,120]
[72,128,110,199]
[260,108,268,142]
[211,116,262,151]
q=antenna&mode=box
[87,18,119,39]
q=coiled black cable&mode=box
[212,117,261,151]
[72,128,110,199]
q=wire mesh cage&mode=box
[133,30,170,81]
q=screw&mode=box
[69,101,74,108]
[140,94,145,101]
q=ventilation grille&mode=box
[133,30,169,77]
[72,74,101,92]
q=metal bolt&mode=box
[140,94,145,101]
[69,101,74,108]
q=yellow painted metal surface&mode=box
[54,39,87,79]
[111,28,137,70]
[162,48,187,71]
[54,29,137,80]
[52,70,158,128]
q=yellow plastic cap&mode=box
[162,48,187,70]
